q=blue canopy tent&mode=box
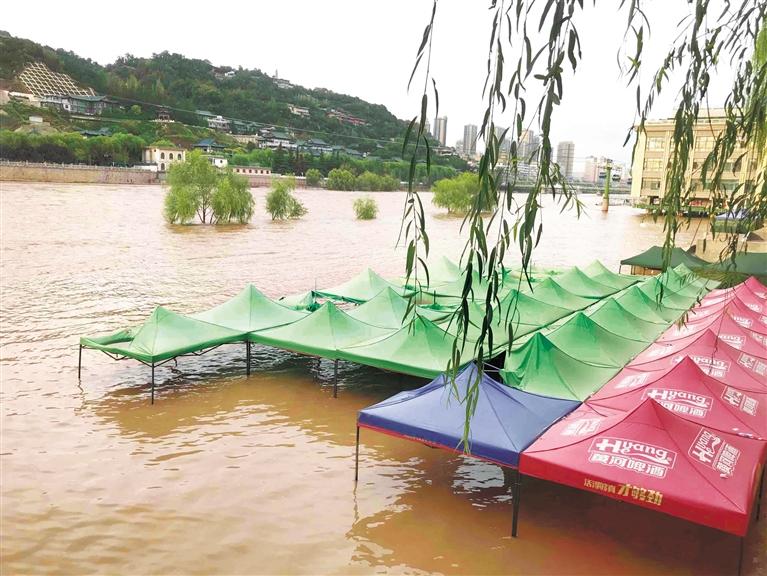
[355,364,580,536]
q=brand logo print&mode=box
[588,437,676,478]
[614,373,649,390]
[689,429,740,476]
[643,388,713,418]
[745,302,762,313]
[738,353,767,376]
[731,315,753,328]
[676,355,731,378]
[562,417,603,437]
[719,334,745,349]
[722,387,759,416]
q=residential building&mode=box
[518,130,540,161]
[327,108,368,126]
[193,138,227,154]
[207,156,228,169]
[232,166,272,176]
[433,116,448,146]
[206,115,231,132]
[556,141,575,179]
[142,146,186,172]
[462,124,478,157]
[630,110,760,208]
[288,104,310,117]
[424,119,431,136]
[232,134,265,147]
[264,131,297,150]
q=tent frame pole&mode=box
[512,470,522,538]
[737,536,743,576]
[151,364,155,404]
[354,425,360,482]
[246,341,251,376]
[757,466,765,521]
[78,344,82,379]
[333,359,339,398]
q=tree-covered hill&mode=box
[0,32,408,150]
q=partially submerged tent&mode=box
[638,277,701,310]
[193,284,307,333]
[589,357,767,438]
[500,333,621,401]
[520,399,767,536]
[316,269,413,303]
[587,298,666,342]
[616,285,684,323]
[251,301,391,359]
[521,277,594,311]
[278,291,318,311]
[357,364,580,469]
[620,246,708,272]
[340,316,475,379]
[345,287,450,329]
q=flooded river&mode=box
[0,183,760,574]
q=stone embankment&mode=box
[0,161,160,185]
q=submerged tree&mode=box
[266,176,308,220]
[165,151,254,224]
[400,1,767,442]
[353,196,379,220]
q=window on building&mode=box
[641,177,661,191]
[643,158,663,170]
[694,135,715,150]
[160,152,165,160]
[160,163,165,171]
[646,137,665,150]
[169,153,174,160]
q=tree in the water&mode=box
[266,176,308,220]
[165,151,253,224]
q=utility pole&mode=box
[601,159,613,213]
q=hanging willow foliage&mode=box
[402,0,767,446]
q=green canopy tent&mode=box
[278,291,319,311]
[638,276,701,309]
[551,267,620,299]
[586,298,666,342]
[340,316,477,379]
[583,260,641,290]
[615,284,684,323]
[79,306,247,402]
[401,255,464,289]
[316,269,414,304]
[619,246,708,273]
[500,333,621,401]
[521,277,594,311]
[345,287,449,329]
[710,252,767,277]
[250,302,392,396]
[657,267,716,297]
[541,312,649,367]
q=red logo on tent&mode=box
[588,437,677,478]
[614,373,649,390]
[562,417,603,436]
[688,429,741,476]
[738,353,766,375]
[744,302,762,313]
[731,315,753,328]
[718,334,745,349]
[642,388,712,418]
[721,387,759,416]
[676,355,730,378]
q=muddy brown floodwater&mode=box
[1,183,762,575]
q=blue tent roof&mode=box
[357,364,580,468]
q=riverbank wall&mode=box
[0,161,160,185]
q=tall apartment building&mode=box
[433,116,448,146]
[462,124,478,157]
[556,141,575,179]
[518,129,540,160]
[630,110,761,209]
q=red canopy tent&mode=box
[589,357,767,439]
[689,298,767,336]
[520,399,767,536]
[628,329,767,390]
[656,313,767,358]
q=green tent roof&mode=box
[583,260,641,290]
[638,276,699,309]
[193,284,307,334]
[278,291,318,311]
[81,306,246,364]
[521,277,594,311]
[615,285,682,323]
[710,252,767,276]
[587,298,665,342]
[543,312,649,367]
[500,333,620,400]
[498,289,574,329]
[251,301,391,359]
[340,316,475,379]
[345,287,449,329]
[315,269,413,303]
[551,267,619,298]
[620,245,708,270]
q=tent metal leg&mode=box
[78,344,82,379]
[246,341,251,376]
[333,359,339,398]
[354,426,360,483]
[757,467,764,521]
[512,470,522,538]
[151,364,155,405]
[737,536,743,576]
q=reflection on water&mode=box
[1,183,753,574]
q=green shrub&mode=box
[326,168,356,190]
[266,176,308,220]
[355,171,382,191]
[305,168,322,187]
[353,196,378,220]
[431,172,491,214]
[211,170,254,224]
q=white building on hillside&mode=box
[142,146,186,172]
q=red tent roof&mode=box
[689,297,767,336]
[589,357,767,439]
[657,313,767,358]
[520,399,767,536]
[628,329,767,390]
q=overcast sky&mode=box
[3,1,739,169]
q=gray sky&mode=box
[3,1,738,168]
